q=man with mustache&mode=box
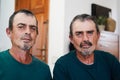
[0,9,52,80]
[53,14,120,80]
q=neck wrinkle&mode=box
[9,49,32,64]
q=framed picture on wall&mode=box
[91,3,111,18]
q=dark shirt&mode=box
[0,50,52,80]
[53,50,120,80]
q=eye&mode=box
[17,23,26,29]
[30,26,37,31]
[87,31,94,36]
[75,32,83,37]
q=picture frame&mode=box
[91,3,111,18]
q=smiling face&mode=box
[70,19,100,56]
[6,13,38,51]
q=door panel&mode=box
[15,0,30,10]
[15,0,49,63]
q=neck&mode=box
[9,47,32,64]
[76,51,94,65]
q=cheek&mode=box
[90,37,98,45]
[12,32,25,43]
[31,34,37,40]
[33,33,37,37]
[10,32,20,40]
[72,38,81,47]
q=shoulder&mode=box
[57,50,75,60]
[0,50,9,58]
[31,56,52,78]
[94,50,119,64]
[0,49,8,54]
[53,51,76,74]
[55,50,75,65]
[95,50,117,59]
[32,56,50,69]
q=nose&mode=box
[25,27,31,34]
[83,33,89,41]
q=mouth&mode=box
[21,34,32,43]
[82,44,91,49]
[22,38,32,43]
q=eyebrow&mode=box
[17,23,26,26]
[86,30,94,33]
[75,30,94,33]
[17,23,37,27]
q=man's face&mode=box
[70,19,99,56]
[7,13,38,51]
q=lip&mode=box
[83,46,90,48]
[82,44,90,46]
[82,46,90,49]
[22,38,31,43]
[82,45,91,49]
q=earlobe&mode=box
[69,35,74,44]
[98,32,100,39]
[97,32,100,41]
[6,28,11,37]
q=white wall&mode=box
[0,0,15,51]
[48,0,65,72]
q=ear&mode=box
[97,32,100,39]
[6,28,11,38]
[69,35,74,44]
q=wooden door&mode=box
[15,0,49,63]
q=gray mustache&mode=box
[80,41,92,48]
